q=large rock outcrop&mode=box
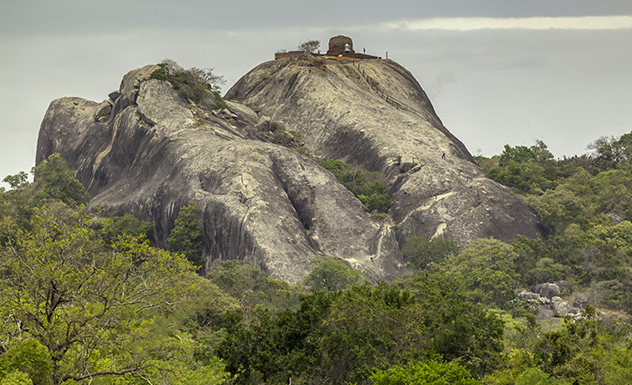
[226,55,545,245]
[37,64,403,284]
[36,56,544,283]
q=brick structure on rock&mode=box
[275,35,380,61]
[327,35,355,56]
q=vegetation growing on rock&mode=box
[150,60,227,108]
[319,159,391,213]
[167,201,205,273]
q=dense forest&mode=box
[2,131,632,384]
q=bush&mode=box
[270,122,302,147]
[319,159,391,213]
[402,236,461,271]
[150,61,226,107]
[371,358,481,385]
[304,258,367,292]
[298,40,320,53]
[167,202,205,272]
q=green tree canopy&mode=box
[31,153,90,207]
[435,238,519,307]
[303,258,367,292]
[0,204,195,384]
[370,358,481,385]
[402,236,461,271]
[167,201,205,272]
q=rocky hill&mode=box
[36,55,544,283]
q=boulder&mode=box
[218,108,238,120]
[573,294,589,309]
[551,296,572,317]
[532,283,561,299]
[255,116,272,131]
[225,101,260,128]
[115,64,161,112]
[399,154,418,172]
[108,90,121,102]
[518,290,541,301]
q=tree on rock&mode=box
[167,201,205,272]
[299,40,320,53]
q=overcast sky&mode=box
[1,1,631,186]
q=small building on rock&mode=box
[275,35,379,60]
[326,35,355,56]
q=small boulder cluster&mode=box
[519,282,582,318]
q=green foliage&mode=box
[216,278,505,384]
[0,154,89,236]
[0,339,53,385]
[370,358,481,385]
[401,236,461,270]
[588,132,632,171]
[96,213,154,245]
[358,190,392,213]
[31,153,90,208]
[303,258,367,292]
[397,273,505,376]
[149,67,168,80]
[207,260,304,312]
[514,367,570,385]
[483,141,557,195]
[0,371,33,385]
[435,238,519,308]
[480,134,632,314]
[150,60,226,107]
[487,304,632,384]
[319,159,391,213]
[213,90,229,110]
[4,132,632,384]
[530,309,632,382]
[167,201,205,272]
[601,346,632,384]
[2,172,30,192]
[0,204,196,384]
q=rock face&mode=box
[226,55,545,246]
[37,65,403,284]
[37,56,544,283]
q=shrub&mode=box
[298,40,320,53]
[150,60,226,107]
[270,122,302,147]
[304,258,367,292]
[371,359,481,385]
[167,201,205,272]
[402,236,461,271]
[319,159,391,213]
